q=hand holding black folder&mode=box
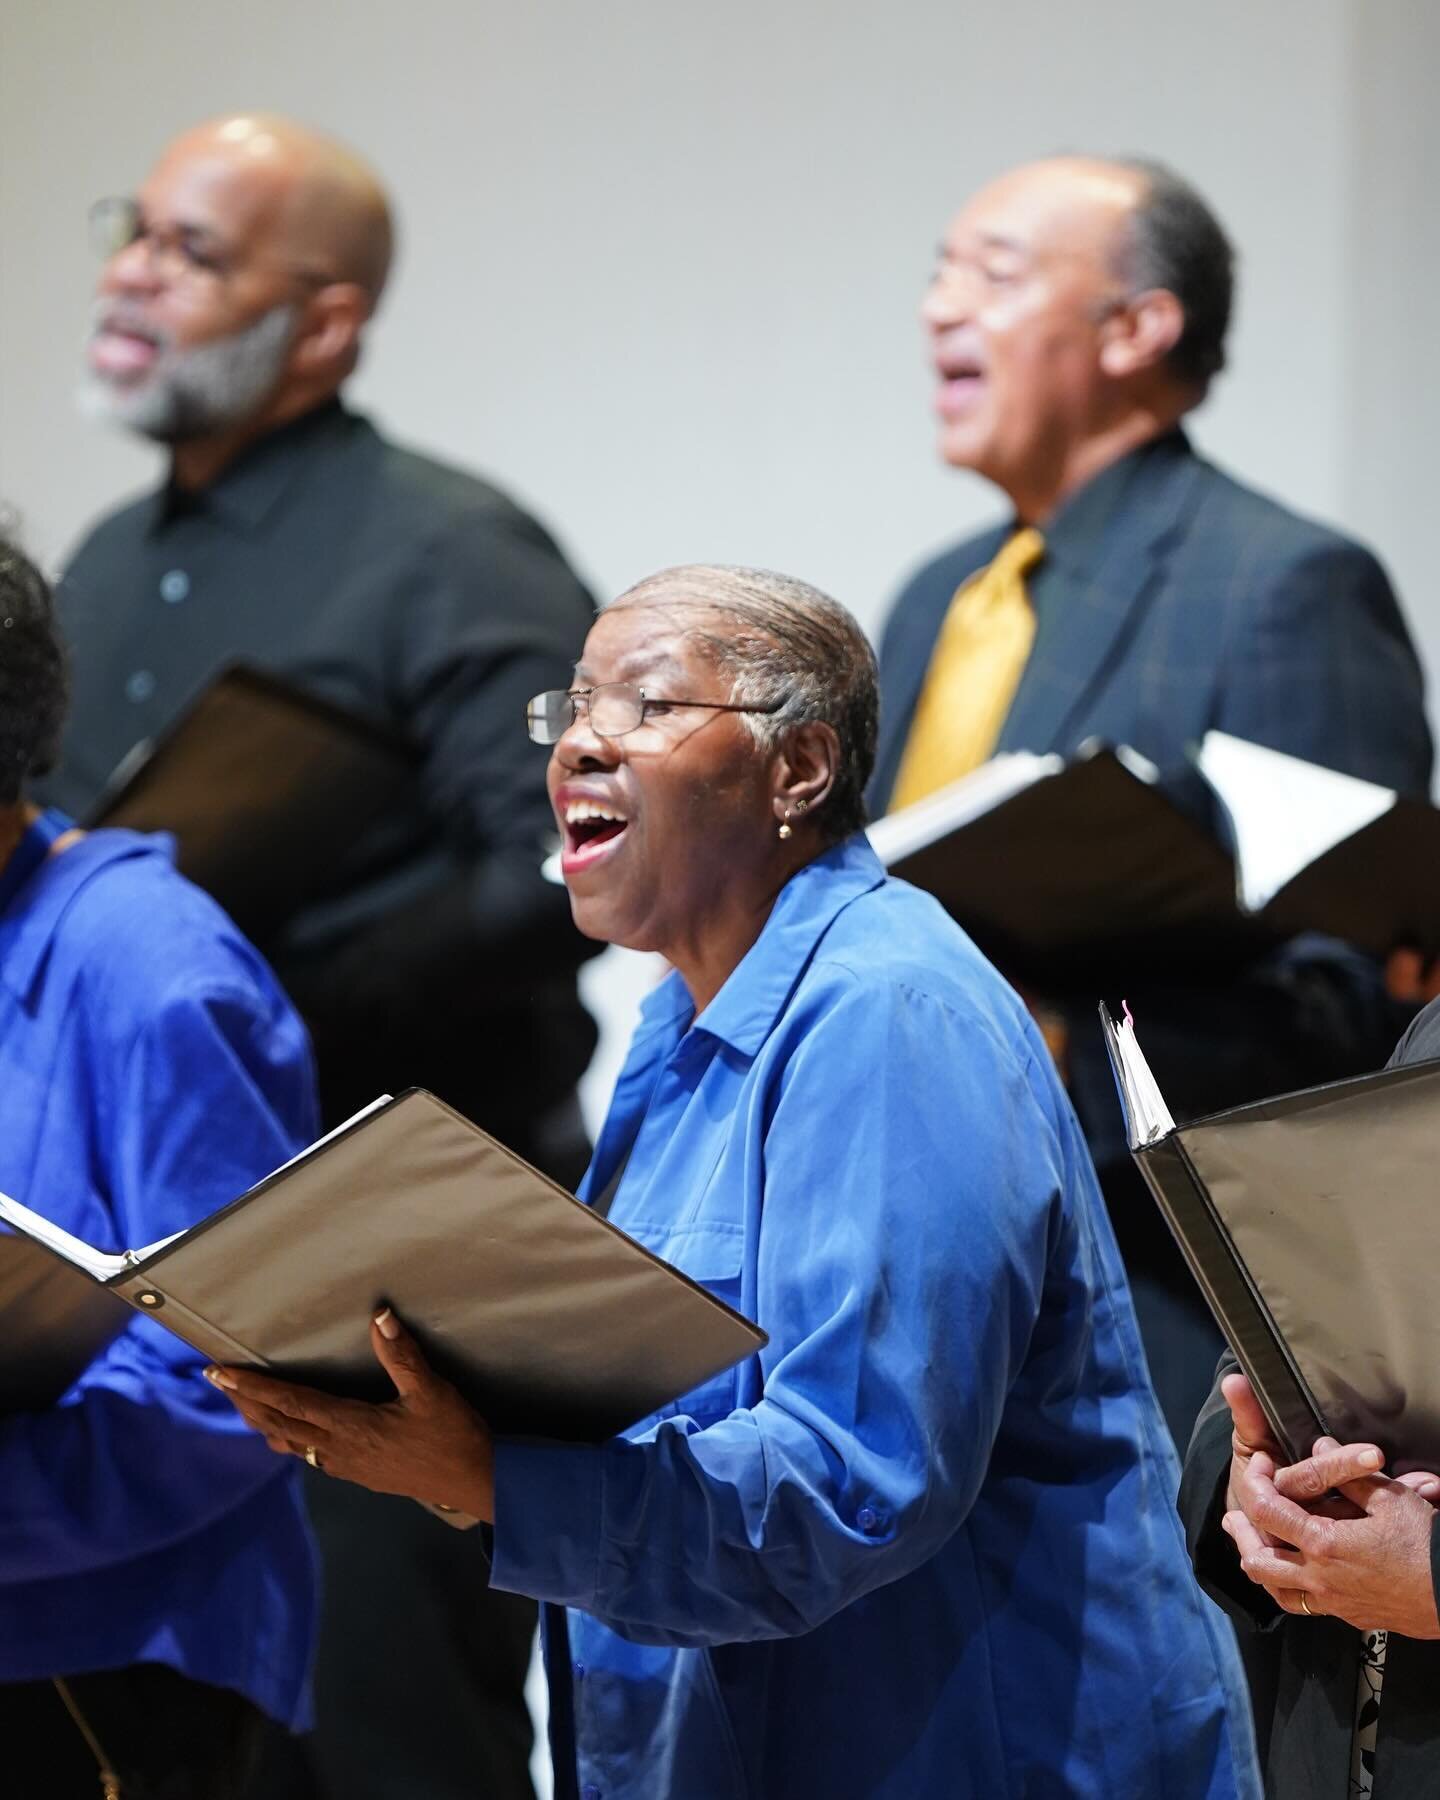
[1103,1002,1440,1471]
[0,1090,764,1440]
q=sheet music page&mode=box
[1103,1007,1175,1147]
[1198,732,1396,913]
[0,1191,129,1280]
[865,752,1064,866]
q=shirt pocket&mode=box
[626,1219,747,1431]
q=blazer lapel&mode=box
[1000,438,1206,755]
[871,523,1007,809]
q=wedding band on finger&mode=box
[1297,1592,1316,1617]
[304,1445,323,1471]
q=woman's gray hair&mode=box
[609,564,879,842]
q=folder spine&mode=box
[1134,1133,1327,1463]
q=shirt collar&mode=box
[151,399,354,536]
[1037,426,1190,576]
[636,835,887,1057]
[0,829,171,1005]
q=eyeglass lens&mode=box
[89,197,138,260]
[526,685,650,744]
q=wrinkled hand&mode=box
[207,1310,495,1521]
[1221,1372,1283,1520]
[1223,1443,1440,1636]
[1272,1438,1440,1520]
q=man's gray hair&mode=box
[610,564,879,842]
[1110,157,1234,397]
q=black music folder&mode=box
[867,746,1266,984]
[0,1236,131,1412]
[1194,730,1440,960]
[0,1090,766,1439]
[868,736,1440,983]
[87,663,418,940]
[1102,1001,1440,1470]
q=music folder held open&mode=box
[0,1090,766,1440]
[1102,1001,1440,1470]
[867,736,1440,986]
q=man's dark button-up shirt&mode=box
[49,401,599,1145]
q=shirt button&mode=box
[125,670,157,703]
[573,1662,586,1680]
[856,1506,881,1533]
[159,568,189,604]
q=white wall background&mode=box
[5,0,1436,684]
[2,4,1436,1789]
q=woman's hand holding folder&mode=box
[207,1308,497,1523]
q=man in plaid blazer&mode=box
[872,154,1433,1445]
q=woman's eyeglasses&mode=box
[526,683,784,745]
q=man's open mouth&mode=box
[935,354,987,416]
[88,320,165,380]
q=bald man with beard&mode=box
[49,115,600,1800]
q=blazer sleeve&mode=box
[1216,535,1433,797]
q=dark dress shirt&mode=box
[1179,996,1440,1800]
[48,400,599,1155]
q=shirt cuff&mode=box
[488,1435,606,1609]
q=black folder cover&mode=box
[0,1236,131,1412]
[1251,793,1440,959]
[87,663,418,939]
[0,1091,766,1442]
[871,751,1272,985]
[1102,1003,1440,1469]
[873,746,1440,983]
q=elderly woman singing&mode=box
[213,566,1259,1799]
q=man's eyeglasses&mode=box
[88,196,335,288]
[526,684,785,745]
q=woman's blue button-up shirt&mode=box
[492,837,1259,1799]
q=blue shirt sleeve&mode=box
[0,969,318,1584]
[490,976,1081,1647]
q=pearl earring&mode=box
[777,810,793,841]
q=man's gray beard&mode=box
[78,303,299,442]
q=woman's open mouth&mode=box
[560,798,630,875]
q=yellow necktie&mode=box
[888,526,1046,811]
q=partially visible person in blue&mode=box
[0,530,318,1797]
[213,564,1260,1798]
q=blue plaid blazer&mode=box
[870,430,1434,1162]
[871,430,1432,810]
